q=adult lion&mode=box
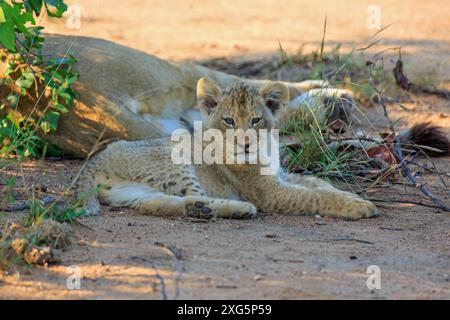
[8,34,336,158]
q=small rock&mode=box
[315,221,327,226]
[265,233,277,238]
[314,215,321,219]
[252,275,263,281]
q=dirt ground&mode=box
[0,0,449,299]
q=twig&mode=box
[4,195,53,212]
[301,237,374,245]
[366,197,440,209]
[417,150,450,192]
[152,264,168,300]
[154,242,183,300]
[154,242,182,259]
[406,159,450,179]
[216,285,238,289]
[73,219,95,231]
[328,137,379,144]
[397,166,450,211]
[367,53,450,212]
[379,226,405,231]
[415,86,450,99]
[129,254,170,299]
[319,15,327,61]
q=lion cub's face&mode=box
[195,77,289,164]
[196,77,289,157]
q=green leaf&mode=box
[44,0,68,18]
[1,0,76,159]
[0,7,5,23]
[2,60,15,77]
[25,0,44,16]
[66,74,78,84]
[57,87,75,104]
[51,70,64,82]
[7,93,19,108]
[15,71,35,89]
[1,2,35,36]
[0,21,15,51]
[40,111,60,132]
[42,72,57,88]
[53,102,69,113]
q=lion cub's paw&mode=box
[339,198,378,220]
[184,199,256,220]
[230,202,257,219]
[186,201,215,220]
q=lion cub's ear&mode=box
[197,77,222,114]
[259,82,289,114]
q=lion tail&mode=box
[399,122,450,157]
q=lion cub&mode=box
[76,77,377,220]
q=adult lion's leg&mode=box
[37,35,345,158]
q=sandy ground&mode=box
[1,0,450,299]
[41,0,450,82]
[0,151,449,299]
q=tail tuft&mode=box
[401,122,450,157]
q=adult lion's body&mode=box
[14,34,325,157]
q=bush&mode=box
[0,0,78,159]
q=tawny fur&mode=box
[2,34,332,158]
[76,78,378,220]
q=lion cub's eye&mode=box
[223,118,235,126]
[251,117,262,126]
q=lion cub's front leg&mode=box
[135,193,256,220]
[243,175,377,220]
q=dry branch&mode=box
[4,195,53,212]
[367,197,441,210]
[367,52,450,212]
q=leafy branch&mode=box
[0,0,78,159]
